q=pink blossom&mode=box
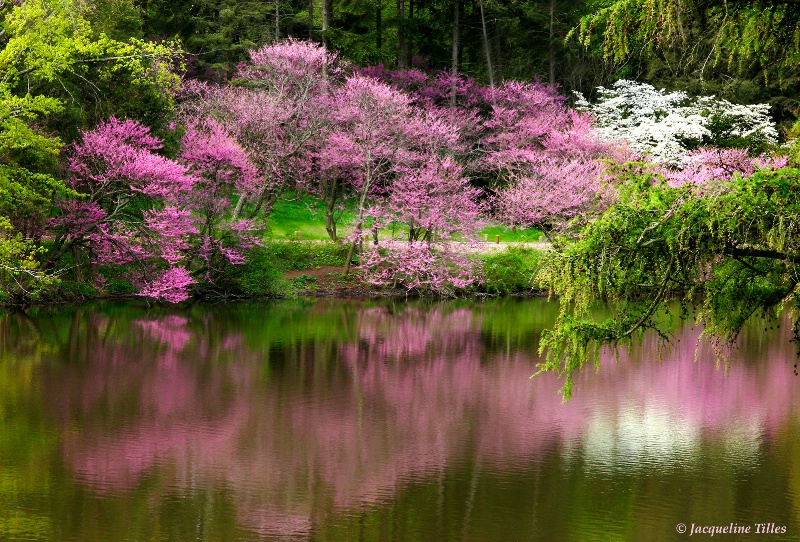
[50,116,263,302]
[362,241,481,295]
[665,148,788,187]
[137,267,197,304]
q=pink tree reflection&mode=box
[48,303,800,537]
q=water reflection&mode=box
[1,300,799,541]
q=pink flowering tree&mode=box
[355,65,490,109]
[663,147,788,187]
[324,75,419,271]
[370,157,483,244]
[355,70,626,236]
[362,157,486,295]
[178,120,263,286]
[46,117,197,302]
[309,73,486,291]
[305,73,475,243]
[47,117,262,303]
[302,130,364,242]
[180,39,337,221]
[483,81,627,235]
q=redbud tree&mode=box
[481,81,627,235]
[356,68,626,237]
[180,40,337,222]
[48,117,262,303]
[361,157,486,296]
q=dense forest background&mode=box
[132,0,800,126]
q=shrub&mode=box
[263,241,349,271]
[227,246,289,297]
[480,247,545,295]
[362,241,481,297]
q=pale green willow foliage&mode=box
[538,162,800,398]
[572,0,800,75]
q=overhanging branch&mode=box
[724,245,800,264]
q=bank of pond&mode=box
[7,243,548,308]
[1,297,798,541]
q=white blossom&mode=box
[574,80,778,165]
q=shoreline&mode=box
[1,243,551,310]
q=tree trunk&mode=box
[309,0,314,40]
[344,152,373,276]
[492,15,503,81]
[406,0,413,65]
[232,195,247,221]
[376,0,382,49]
[324,184,338,241]
[325,210,338,241]
[275,0,280,40]
[397,0,407,68]
[72,245,83,282]
[321,0,332,48]
[549,0,555,86]
[450,0,459,105]
[479,0,494,92]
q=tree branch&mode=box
[724,245,800,263]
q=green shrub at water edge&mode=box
[229,246,291,297]
[264,242,350,271]
[480,247,546,295]
[35,280,99,304]
[232,242,347,297]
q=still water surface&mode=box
[1,298,799,541]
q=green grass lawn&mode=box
[267,192,541,242]
[480,223,544,243]
[266,194,352,240]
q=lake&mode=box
[1,298,798,541]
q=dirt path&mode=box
[459,241,551,253]
[282,242,551,297]
[276,239,552,253]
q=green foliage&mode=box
[103,278,138,296]
[0,218,61,304]
[571,0,683,65]
[539,162,800,398]
[326,0,396,66]
[217,241,346,297]
[228,245,291,297]
[291,274,317,288]
[0,0,181,140]
[182,0,274,79]
[480,247,546,294]
[264,241,349,271]
[0,88,66,227]
[46,280,100,303]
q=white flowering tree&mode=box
[574,80,778,165]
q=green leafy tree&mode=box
[1,0,181,138]
[574,0,800,72]
[0,89,65,303]
[539,161,800,398]
[0,0,181,305]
